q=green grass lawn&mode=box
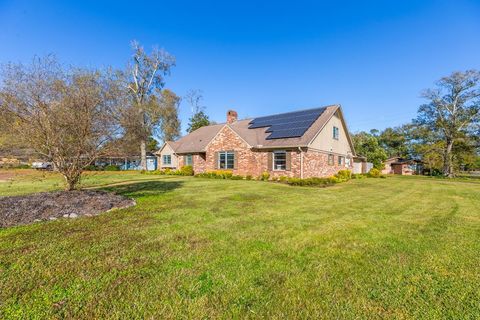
[1,170,480,319]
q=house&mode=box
[381,157,423,175]
[95,153,158,171]
[156,105,358,178]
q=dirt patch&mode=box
[0,190,135,228]
[0,172,14,182]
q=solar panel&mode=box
[248,107,326,139]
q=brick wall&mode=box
[200,125,353,178]
[177,153,206,173]
[303,150,352,178]
[205,126,258,175]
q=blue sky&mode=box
[1,0,479,134]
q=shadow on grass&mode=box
[100,180,184,198]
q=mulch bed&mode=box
[0,190,135,228]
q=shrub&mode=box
[326,176,340,184]
[284,177,338,187]
[104,165,120,171]
[259,172,270,181]
[368,168,381,178]
[245,175,253,180]
[195,170,233,179]
[279,176,288,183]
[231,175,244,180]
[85,165,101,171]
[179,165,194,176]
[352,173,366,179]
[335,169,352,182]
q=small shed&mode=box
[382,157,423,175]
[353,156,373,174]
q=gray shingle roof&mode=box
[163,104,343,153]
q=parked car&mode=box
[31,161,53,170]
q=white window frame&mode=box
[273,150,287,171]
[333,126,339,140]
[338,155,344,166]
[185,154,193,166]
[163,154,172,165]
[218,151,235,169]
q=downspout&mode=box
[298,147,304,179]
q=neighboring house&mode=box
[95,152,158,171]
[156,105,358,178]
[381,157,423,175]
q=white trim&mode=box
[217,150,235,170]
[272,150,287,171]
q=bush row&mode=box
[193,168,385,186]
[142,165,194,176]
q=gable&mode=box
[308,110,354,155]
[206,125,251,151]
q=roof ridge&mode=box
[250,104,338,120]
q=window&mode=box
[338,156,344,166]
[163,155,172,165]
[185,154,193,166]
[333,126,339,140]
[218,151,235,169]
[328,154,334,166]
[162,154,172,165]
[273,151,287,170]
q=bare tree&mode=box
[185,89,212,133]
[185,89,205,114]
[158,89,181,142]
[0,56,126,190]
[125,41,175,169]
[416,70,480,177]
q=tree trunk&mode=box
[63,173,81,191]
[140,139,147,170]
[443,139,454,177]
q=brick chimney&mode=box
[226,110,238,124]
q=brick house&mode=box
[156,105,357,178]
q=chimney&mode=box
[226,110,238,124]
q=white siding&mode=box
[309,112,353,155]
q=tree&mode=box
[125,41,175,169]
[415,70,480,177]
[378,126,409,158]
[0,56,125,190]
[351,131,388,169]
[158,89,181,142]
[146,136,159,153]
[185,89,211,133]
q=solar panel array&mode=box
[248,107,326,140]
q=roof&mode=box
[386,157,423,165]
[159,104,355,153]
[159,123,224,153]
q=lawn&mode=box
[1,170,479,319]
